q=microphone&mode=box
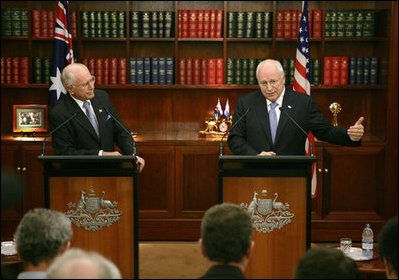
[102,107,136,157]
[41,111,78,156]
[279,106,313,156]
[219,107,250,156]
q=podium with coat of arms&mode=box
[38,155,138,279]
[218,155,315,279]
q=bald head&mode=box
[256,59,286,102]
[256,59,284,81]
[61,63,90,89]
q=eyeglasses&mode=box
[259,79,280,87]
[75,76,95,88]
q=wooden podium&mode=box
[218,155,316,279]
[38,155,138,279]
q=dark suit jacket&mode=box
[227,89,361,155]
[200,265,246,279]
[49,89,136,155]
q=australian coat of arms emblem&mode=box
[240,189,294,233]
[65,188,122,232]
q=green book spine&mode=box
[330,10,338,38]
[118,11,126,38]
[236,12,245,38]
[248,58,257,85]
[264,12,272,38]
[362,10,375,37]
[344,10,355,38]
[241,59,249,84]
[96,11,103,38]
[81,11,89,38]
[311,58,321,85]
[33,57,42,84]
[279,59,289,82]
[103,11,110,38]
[158,11,165,38]
[226,58,234,85]
[142,12,151,38]
[324,10,331,38]
[336,10,346,38]
[227,12,236,38]
[288,58,295,85]
[151,11,158,38]
[1,9,13,37]
[109,11,118,38]
[20,9,28,37]
[355,10,364,38]
[88,11,96,38]
[42,57,51,84]
[164,12,173,38]
[245,12,254,38]
[234,58,242,84]
[11,8,22,37]
[130,11,140,37]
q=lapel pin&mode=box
[287,105,292,109]
[99,109,103,113]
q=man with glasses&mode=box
[49,63,145,172]
[228,59,365,156]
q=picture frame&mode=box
[13,105,48,133]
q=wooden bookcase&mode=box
[1,1,397,242]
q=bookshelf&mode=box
[1,1,397,241]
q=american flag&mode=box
[49,1,74,108]
[293,1,317,196]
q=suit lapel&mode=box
[274,90,294,144]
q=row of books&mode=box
[178,58,224,85]
[130,11,174,38]
[33,57,51,84]
[1,57,29,84]
[1,8,28,37]
[129,57,174,85]
[178,10,223,38]
[276,10,322,38]
[32,10,77,38]
[81,11,126,38]
[82,57,127,85]
[325,10,375,38]
[227,12,273,38]
[324,56,379,85]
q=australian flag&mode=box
[49,1,74,108]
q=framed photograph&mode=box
[13,105,48,133]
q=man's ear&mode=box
[58,241,71,256]
[198,238,207,258]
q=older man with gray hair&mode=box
[14,208,73,279]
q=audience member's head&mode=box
[294,247,360,279]
[378,216,398,279]
[46,248,121,279]
[199,203,254,271]
[14,208,72,270]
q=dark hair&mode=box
[201,203,252,263]
[294,247,360,279]
[378,216,398,275]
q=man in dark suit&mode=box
[49,63,145,172]
[199,203,254,279]
[228,59,365,156]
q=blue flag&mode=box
[49,1,74,108]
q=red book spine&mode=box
[200,59,207,84]
[181,10,189,38]
[118,58,127,84]
[70,11,77,38]
[186,58,193,85]
[216,58,223,84]
[88,58,96,77]
[308,10,312,37]
[331,57,341,86]
[109,58,118,84]
[203,10,210,38]
[1,57,4,84]
[340,57,349,85]
[192,58,201,85]
[4,57,12,84]
[103,58,109,85]
[291,10,298,38]
[197,10,204,38]
[188,10,198,38]
[215,10,223,38]
[82,58,89,68]
[283,10,292,39]
[40,10,48,38]
[19,57,29,84]
[276,10,284,38]
[95,58,103,85]
[32,10,41,38]
[207,58,216,85]
[323,57,332,85]
[178,58,186,84]
[48,11,54,38]
[11,57,20,84]
[209,10,216,38]
[312,10,322,38]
